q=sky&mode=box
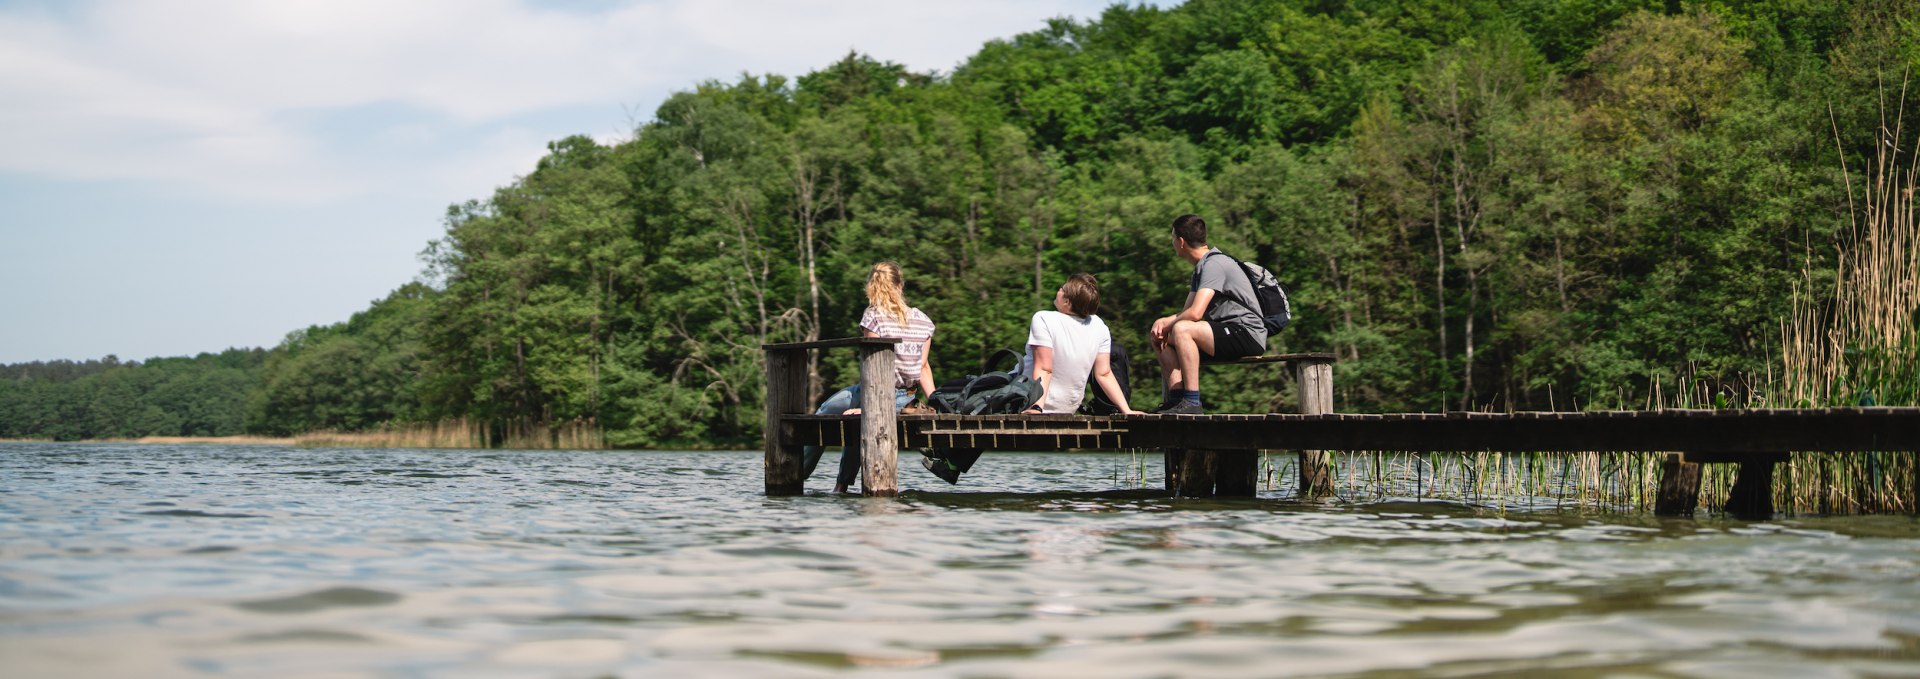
[0,0,1129,364]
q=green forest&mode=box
[3,0,1916,446]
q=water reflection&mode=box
[1,443,1917,677]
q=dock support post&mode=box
[857,343,899,497]
[1724,460,1776,520]
[1296,357,1336,500]
[1654,453,1702,517]
[1216,450,1258,497]
[1179,449,1216,497]
[1164,449,1185,491]
[763,347,808,496]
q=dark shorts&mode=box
[1202,320,1264,362]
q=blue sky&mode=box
[0,0,1128,364]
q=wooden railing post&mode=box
[763,347,808,496]
[857,343,899,497]
[1296,356,1335,500]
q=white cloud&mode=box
[0,0,1113,205]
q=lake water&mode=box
[3,443,1919,678]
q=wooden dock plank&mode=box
[784,408,1920,454]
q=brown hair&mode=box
[866,262,910,325]
[1061,273,1100,317]
[1171,214,1207,246]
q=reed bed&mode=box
[1783,83,1920,409]
[1249,450,1667,513]
[129,435,296,446]
[1766,81,1920,514]
[295,417,605,450]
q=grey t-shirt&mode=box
[1191,248,1268,346]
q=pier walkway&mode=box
[763,338,1920,518]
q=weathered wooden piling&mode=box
[857,341,899,497]
[762,337,901,496]
[1159,352,1328,494]
[1162,353,1337,498]
[1179,449,1216,497]
[1654,453,1702,517]
[1725,459,1776,520]
[762,346,808,496]
[1214,450,1259,496]
[1295,356,1336,500]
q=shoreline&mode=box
[0,436,752,451]
[0,435,299,446]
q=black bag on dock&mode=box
[928,349,1042,415]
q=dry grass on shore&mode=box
[293,417,604,450]
[4,418,609,450]
[133,435,298,445]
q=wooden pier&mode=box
[763,338,1920,518]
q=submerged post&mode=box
[1654,453,1702,517]
[1725,460,1776,520]
[857,342,899,497]
[1296,356,1336,500]
[762,347,809,496]
[1215,450,1258,497]
[1179,449,1216,497]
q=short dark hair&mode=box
[1172,214,1207,246]
[1061,273,1100,317]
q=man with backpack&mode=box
[1148,214,1268,415]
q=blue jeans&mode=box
[801,384,915,489]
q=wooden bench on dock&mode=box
[763,338,1920,519]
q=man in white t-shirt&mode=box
[923,273,1138,484]
[1021,273,1136,414]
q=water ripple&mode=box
[1,442,1917,677]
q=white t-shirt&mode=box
[1019,310,1111,414]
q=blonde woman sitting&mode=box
[801,262,938,493]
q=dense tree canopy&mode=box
[4,0,1914,445]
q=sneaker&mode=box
[921,455,961,484]
[1155,401,1204,416]
[1152,391,1181,413]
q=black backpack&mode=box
[1212,251,1292,336]
[927,349,1043,415]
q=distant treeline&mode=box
[2,0,1914,446]
[0,350,264,440]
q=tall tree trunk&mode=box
[1432,194,1448,410]
[1463,270,1477,410]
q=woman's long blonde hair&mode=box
[866,262,910,325]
